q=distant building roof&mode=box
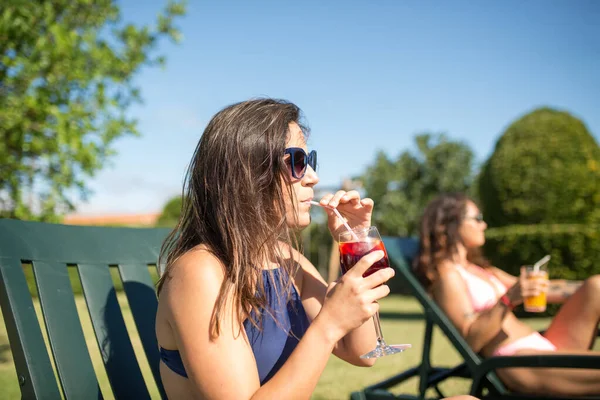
[63,212,161,227]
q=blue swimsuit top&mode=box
[159,268,310,385]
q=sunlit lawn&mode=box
[0,294,581,400]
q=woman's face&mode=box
[283,122,319,229]
[458,201,487,249]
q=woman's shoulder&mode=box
[431,260,466,293]
[172,244,223,275]
[437,259,464,276]
[160,245,226,306]
[156,246,230,349]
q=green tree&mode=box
[478,107,600,228]
[358,133,476,236]
[0,0,186,221]
[156,195,182,227]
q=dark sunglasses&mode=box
[465,213,484,223]
[284,147,317,179]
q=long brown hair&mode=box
[413,193,489,291]
[157,98,308,337]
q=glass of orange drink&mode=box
[524,264,549,312]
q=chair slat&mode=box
[77,263,151,399]
[32,261,102,399]
[118,264,166,399]
[0,258,62,400]
[0,219,170,265]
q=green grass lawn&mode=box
[0,294,581,400]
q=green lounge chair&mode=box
[351,236,600,400]
[0,218,170,399]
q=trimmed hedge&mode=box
[484,224,600,279]
[478,107,600,228]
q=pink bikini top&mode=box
[455,263,507,312]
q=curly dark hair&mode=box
[413,192,489,291]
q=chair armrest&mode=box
[479,354,600,371]
[538,328,599,337]
[470,355,600,397]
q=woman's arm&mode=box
[261,251,392,398]
[294,248,389,366]
[489,267,581,304]
[436,264,553,352]
[304,191,383,364]
[163,247,391,399]
[433,265,511,353]
[488,266,518,288]
[547,279,583,304]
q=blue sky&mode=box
[75,0,600,215]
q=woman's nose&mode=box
[303,165,319,186]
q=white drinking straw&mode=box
[310,201,358,240]
[533,254,551,273]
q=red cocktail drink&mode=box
[339,240,390,277]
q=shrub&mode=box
[478,107,600,228]
[156,196,183,227]
[484,224,600,279]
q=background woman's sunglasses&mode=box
[284,147,317,179]
[466,213,484,223]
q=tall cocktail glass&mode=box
[339,226,411,358]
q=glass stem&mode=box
[372,311,386,346]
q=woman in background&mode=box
[414,192,600,397]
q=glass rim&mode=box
[524,264,548,269]
[338,226,378,242]
[524,265,548,274]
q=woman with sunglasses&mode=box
[414,193,600,397]
[153,98,396,399]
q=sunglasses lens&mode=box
[286,149,307,179]
[308,150,317,172]
[292,152,307,178]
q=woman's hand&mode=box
[317,250,394,342]
[505,267,549,306]
[316,190,374,241]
